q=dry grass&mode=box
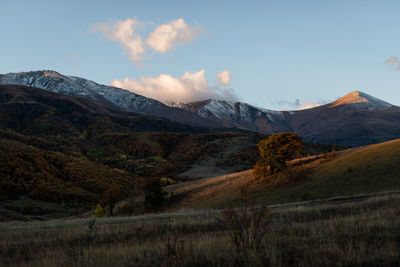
[1,193,399,266]
[164,139,400,210]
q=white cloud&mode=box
[91,18,203,64]
[146,18,203,53]
[296,101,322,110]
[110,70,238,104]
[276,98,325,110]
[91,18,146,64]
[216,70,231,86]
[384,56,400,70]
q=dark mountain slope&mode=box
[4,71,400,147]
[0,84,212,137]
[288,92,400,146]
[0,71,224,129]
[181,91,400,147]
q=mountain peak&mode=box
[329,91,393,110]
[42,70,63,78]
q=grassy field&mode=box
[1,138,399,266]
[1,192,399,266]
[165,139,400,209]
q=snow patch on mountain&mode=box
[330,91,392,110]
[180,98,284,124]
[197,100,236,120]
[0,70,164,113]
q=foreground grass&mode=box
[1,193,399,266]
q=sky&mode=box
[1,0,400,110]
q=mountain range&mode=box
[1,70,400,147]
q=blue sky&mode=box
[1,0,400,109]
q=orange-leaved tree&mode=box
[253,132,303,179]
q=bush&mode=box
[221,188,269,252]
[160,177,177,186]
[93,204,105,218]
[144,178,167,210]
[99,185,129,216]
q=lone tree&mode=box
[144,178,167,211]
[253,132,303,179]
[99,185,128,216]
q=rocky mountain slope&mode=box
[287,91,400,146]
[179,99,289,133]
[0,71,222,128]
[2,70,400,146]
[181,91,400,146]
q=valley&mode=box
[0,72,399,266]
[3,2,400,265]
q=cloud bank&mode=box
[91,18,203,64]
[296,101,322,110]
[110,70,238,104]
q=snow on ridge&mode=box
[199,99,236,120]
[330,91,393,110]
[0,70,164,112]
[189,98,284,123]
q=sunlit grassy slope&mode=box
[167,138,400,209]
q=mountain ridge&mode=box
[0,70,224,129]
[2,70,400,147]
[329,90,393,110]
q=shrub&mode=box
[99,185,129,216]
[116,198,136,216]
[160,177,177,186]
[93,204,105,218]
[144,178,167,210]
[221,188,269,252]
[323,148,336,161]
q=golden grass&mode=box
[166,139,400,209]
[1,193,399,266]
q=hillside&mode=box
[3,71,400,147]
[0,84,345,220]
[166,138,400,209]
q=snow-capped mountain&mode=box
[286,91,399,146]
[179,99,290,133]
[1,70,400,146]
[0,70,222,128]
[178,91,400,146]
[0,70,163,112]
[329,91,393,110]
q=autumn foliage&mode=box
[253,133,303,179]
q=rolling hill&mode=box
[0,84,346,220]
[165,138,400,209]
